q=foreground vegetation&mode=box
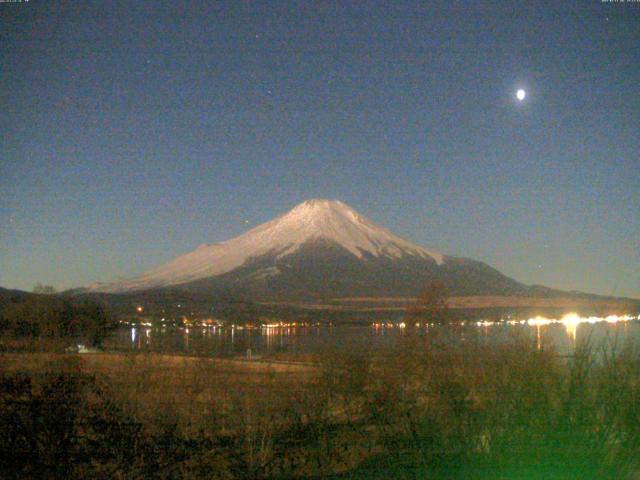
[1,332,639,479]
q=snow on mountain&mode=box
[90,199,444,293]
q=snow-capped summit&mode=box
[249,199,443,263]
[90,199,445,293]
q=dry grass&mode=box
[1,334,640,479]
[263,295,640,312]
[0,352,315,435]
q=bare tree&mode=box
[406,281,450,325]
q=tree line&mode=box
[0,295,116,347]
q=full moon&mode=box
[516,89,526,101]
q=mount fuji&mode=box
[89,199,529,300]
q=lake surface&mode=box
[105,314,640,358]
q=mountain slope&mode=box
[89,199,546,299]
[177,238,528,300]
[90,199,447,294]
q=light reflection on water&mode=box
[110,315,640,357]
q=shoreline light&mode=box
[507,313,637,327]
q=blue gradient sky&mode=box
[1,1,639,297]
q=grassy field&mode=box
[1,334,640,479]
[1,352,315,435]
[333,295,640,309]
[262,295,640,316]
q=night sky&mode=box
[1,1,639,297]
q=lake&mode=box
[105,313,640,358]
